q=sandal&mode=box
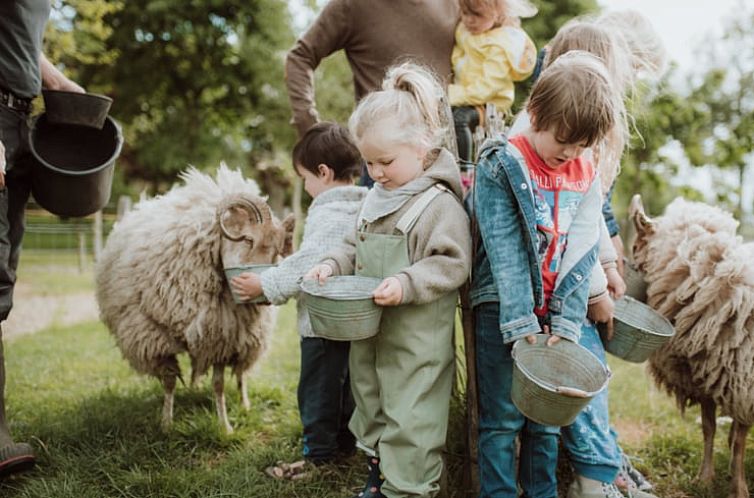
[0,442,35,478]
[264,459,313,481]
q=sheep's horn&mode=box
[217,195,264,241]
[629,194,654,232]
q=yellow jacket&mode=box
[448,23,536,113]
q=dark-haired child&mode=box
[232,122,366,468]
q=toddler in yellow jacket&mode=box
[449,0,537,165]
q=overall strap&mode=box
[395,184,448,234]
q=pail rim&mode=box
[614,296,674,337]
[300,276,382,301]
[511,334,611,397]
[29,115,123,177]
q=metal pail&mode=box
[511,334,610,426]
[602,296,675,363]
[224,264,277,304]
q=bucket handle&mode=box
[555,386,590,398]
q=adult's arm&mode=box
[40,53,84,93]
[284,0,351,137]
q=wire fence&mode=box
[22,198,125,271]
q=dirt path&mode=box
[3,282,99,340]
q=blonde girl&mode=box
[306,62,471,498]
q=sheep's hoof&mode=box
[222,422,234,434]
[160,418,173,432]
[694,469,715,485]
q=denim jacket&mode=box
[469,136,601,343]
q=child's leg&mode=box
[561,322,622,484]
[298,337,354,463]
[348,335,386,454]
[377,297,455,497]
[519,420,560,498]
[476,303,557,498]
[452,106,479,162]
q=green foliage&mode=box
[48,0,296,192]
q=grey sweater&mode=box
[261,185,367,337]
[324,149,472,304]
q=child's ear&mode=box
[317,163,334,180]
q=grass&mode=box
[0,253,752,497]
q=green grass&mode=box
[0,256,752,497]
[16,250,95,295]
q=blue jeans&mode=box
[561,322,622,483]
[475,303,560,498]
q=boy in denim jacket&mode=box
[470,50,621,498]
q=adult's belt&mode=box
[0,88,33,112]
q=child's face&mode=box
[359,133,425,190]
[461,7,498,34]
[295,163,330,198]
[528,127,588,169]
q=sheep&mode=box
[629,194,753,498]
[96,164,295,433]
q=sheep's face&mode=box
[217,196,295,268]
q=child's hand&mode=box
[304,264,333,284]
[605,267,626,299]
[231,272,263,301]
[525,325,561,346]
[588,294,615,339]
[372,277,403,306]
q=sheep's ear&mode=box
[630,194,655,236]
[281,214,296,256]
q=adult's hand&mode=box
[40,53,85,93]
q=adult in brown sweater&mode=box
[285,0,459,138]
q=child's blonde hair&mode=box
[543,21,631,191]
[459,0,537,27]
[348,62,446,152]
[597,10,667,80]
[527,51,618,153]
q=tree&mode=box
[680,8,754,219]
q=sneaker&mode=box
[622,489,660,498]
[567,476,624,498]
[350,456,385,498]
[619,454,653,492]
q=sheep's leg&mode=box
[728,421,750,498]
[237,372,250,411]
[161,374,177,431]
[213,364,233,434]
[189,356,201,388]
[697,398,716,484]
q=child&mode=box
[471,51,619,498]
[231,122,366,472]
[537,18,666,498]
[306,62,471,498]
[448,0,538,163]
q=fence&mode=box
[22,197,127,271]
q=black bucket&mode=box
[29,114,123,217]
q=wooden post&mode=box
[77,226,86,273]
[93,210,103,262]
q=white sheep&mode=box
[630,194,753,498]
[96,164,295,433]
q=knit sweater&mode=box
[261,185,367,337]
[323,149,472,304]
[285,0,459,137]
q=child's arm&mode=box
[473,151,542,339]
[257,205,356,305]
[551,176,603,341]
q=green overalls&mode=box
[350,185,457,498]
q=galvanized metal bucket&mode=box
[300,276,383,341]
[511,334,610,426]
[224,264,276,304]
[602,296,675,363]
[623,259,648,303]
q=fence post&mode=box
[93,210,103,262]
[78,226,86,273]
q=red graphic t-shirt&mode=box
[509,135,596,315]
